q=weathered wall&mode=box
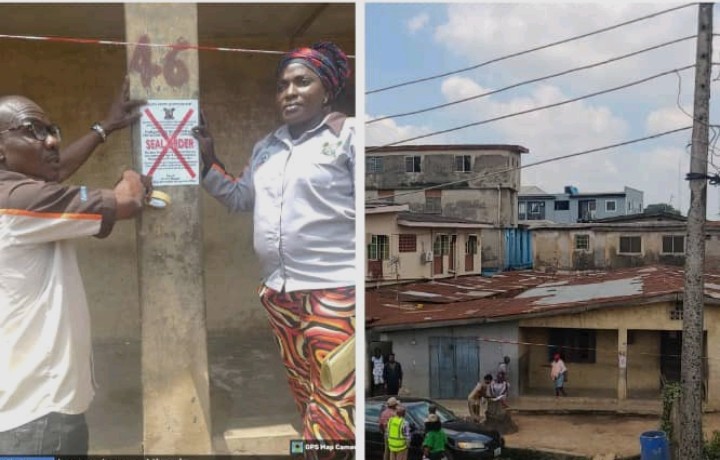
[0,31,353,340]
[377,321,520,398]
[524,328,618,394]
[533,228,695,272]
[365,212,482,281]
[520,302,720,408]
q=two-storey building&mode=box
[519,185,644,223]
[366,144,530,270]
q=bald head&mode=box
[396,406,406,416]
[0,96,48,132]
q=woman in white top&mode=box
[550,353,568,397]
[193,42,355,441]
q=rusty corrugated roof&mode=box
[366,265,720,330]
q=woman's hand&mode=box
[192,110,218,167]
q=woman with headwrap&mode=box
[192,42,355,441]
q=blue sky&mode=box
[366,3,720,218]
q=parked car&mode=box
[365,396,504,459]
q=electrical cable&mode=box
[368,35,696,125]
[366,126,692,203]
[367,64,696,151]
[367,3,697,94]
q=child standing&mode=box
[422,414,447,460]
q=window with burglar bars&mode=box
[548,328,596,364]
[575,234,590,251]
[454,155,472,172]
[425,196,442,214]
[368,234,390,260]
[434,235,450,255]
[399,234,417,253]
[619,236,642,254]
[366,156,384,173]
[662,235,685,254]
[405,155,422,173]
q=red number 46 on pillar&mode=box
[129,34,190,89]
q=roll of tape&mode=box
[147,190,171,209]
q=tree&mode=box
[644,203,682,216]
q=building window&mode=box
[662,235,685,254]
[555,200,570,211]
[526,201,546,220]
[466,235,478,254]
[425,189,442,214]
[399,234,417,253]
[454,155,472,172]
[405,155,422,173]
[549,328,596,364]
[425,196,442,214]
[606,200,617,212]
[518,202,527,220]
[619,236,642,254]
[433,235,450,255]
[368,234,390,260]
[366,156,383,173]
[575,234,590,251]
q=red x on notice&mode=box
[145,108,196,179]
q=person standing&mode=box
[491,371,510,408]
[384,353,403,396]
[422,414,447,460]
[379,397,399,460]
[386,405,411,460]
[551,353,568,397]
[498,356,510,378]
[193,42,355,441]
[371,348,385,396]
[0,87,150,454]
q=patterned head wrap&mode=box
[277,42,351,101]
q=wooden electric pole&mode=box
[681,3,713,459]
[124,4,212,454]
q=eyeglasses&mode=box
[0,120,62,142]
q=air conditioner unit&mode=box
[421,251,434,263]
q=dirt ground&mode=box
[504,412,720,458]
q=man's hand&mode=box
[191,110,218,167]
[100,77,146,134]
[114,170,148,220]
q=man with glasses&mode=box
[0,81,150,455]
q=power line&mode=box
[366,3,697,95]
[368,35,697,125]
[366,126,692,203]
[367,64,696,150]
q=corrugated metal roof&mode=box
[366,265,720,330]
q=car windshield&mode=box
[366,403,382,422]
[407,402,456,424]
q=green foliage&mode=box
[660,382,681,442]
[705,431,720,459]
[644,203,682,215]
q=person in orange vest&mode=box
[386,405,411,460]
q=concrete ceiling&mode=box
[0,3,354,49]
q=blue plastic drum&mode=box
[639,431,670,460]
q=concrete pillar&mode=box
[618,328,628,400]
[124,4,212,453]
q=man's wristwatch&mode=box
[91,123,107,143]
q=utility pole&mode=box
[681,3,713,459]
[124,4,212,453]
